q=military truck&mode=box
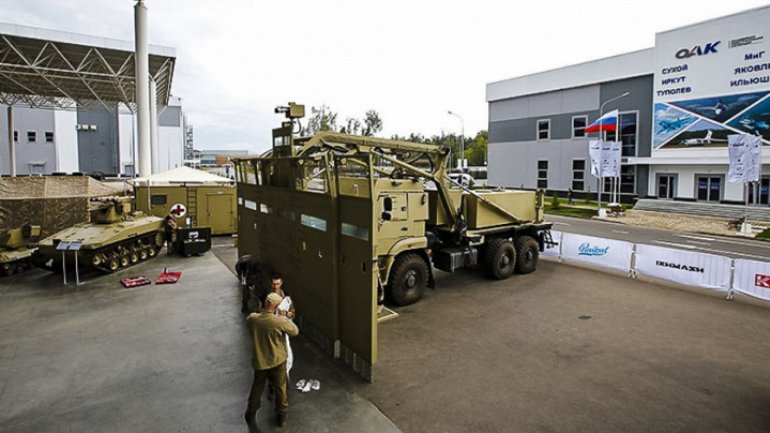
[235,103,553,307]
[34,197,165,273]
[0,224,42,276]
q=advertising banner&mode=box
[560,233,633,272]
[727,134,763,182]
[652,7,770,151]
[542,230,562,258]
[733,259,770,301]
[635,244,730,291]
[588,140,621,178]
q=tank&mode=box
[0,224,42,276]
[34,197,165,273]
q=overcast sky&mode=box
[1,0,769,153]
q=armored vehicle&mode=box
[34,197,165,273]
[235,103,554,307]
[0,224,42,276]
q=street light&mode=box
[447,110,465,172]
[596,91,630,217]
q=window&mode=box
[13,131,18,142]
[45,131,54,143]
[604,112,638,157]
[572,116,587,139]
[29,163,45,175]
[300,214,327,232]
[602,165,636,194]
[537,160,548,189]
[150,195,167,205]
[536,119,550,141]
[572,159,586,191]
[27,131,36,143]
[123,164,135,177]
[620,165,635,193]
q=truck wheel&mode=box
[388,253,428,306]
[484,238,516,280]
[515,236,539,274]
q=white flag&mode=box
[589,140,602,178]
[728,134,762,183]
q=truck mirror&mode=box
[381,211,392,221]
[383,196,393,212]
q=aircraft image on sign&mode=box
[653,103,698,148]
[660,118,735,149]
[727,95,770,142]
[681,130,728,146]
[670,91,768,123]
[659,117,691,133]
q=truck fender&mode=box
[380,237,433,289]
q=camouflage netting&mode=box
[0,177,117,237]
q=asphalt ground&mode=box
[349,258,770,433]
[3,237,769,433]
[0,247,400,433]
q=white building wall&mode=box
[118,106,136,175]
[159,126,183,170]
[649,164,770,201]
[53,109,78,172]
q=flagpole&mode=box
[595,92,630,216]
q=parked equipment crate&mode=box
[177,227,211,256]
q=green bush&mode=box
[549,195,561,210]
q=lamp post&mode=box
[596,91,630,216]
[447,110,465,172]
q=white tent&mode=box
[130,166,234,186]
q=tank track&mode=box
[86,230,165,273]
[1,256,32,277]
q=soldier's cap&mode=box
[265,292,283,307]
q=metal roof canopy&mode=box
[0,22,175,111]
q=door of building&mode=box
[657,175,676,199]
[697,176,722,202]
[748,177,770,206]
[204,194,235,234]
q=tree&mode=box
[465,130,488,166]
[305,105,338,135]
[341,117,362,135]
[362,110,383,136]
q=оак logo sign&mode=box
[756,274,770,289]
[675,41,720,59]
[578,243,609,257]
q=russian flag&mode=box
[585,109,619,133]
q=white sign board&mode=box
[733,259,770,301]
[652,8,770,151]
[588,140,622,178]
[727,134,762,182]
[635,244,731,291]
[560,233,633,272]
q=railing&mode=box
[544,231,770,303]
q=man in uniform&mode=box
[244,292,299,427]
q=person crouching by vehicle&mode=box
[163,214,178,255]
[244,292,299,428]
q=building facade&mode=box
[487,6,770,206]
[0,97,186,177]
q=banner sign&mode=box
[733,259,770,301]
[542,230,562,258]
[727,134,762,182]
[652,7,770,150]
[560,233,633,272]
[635,244,730,291]
[588,140,622,178]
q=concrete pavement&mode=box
[0,250,400,433]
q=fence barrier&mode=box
[542,231,770,303]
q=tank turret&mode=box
[0,224,42,276]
